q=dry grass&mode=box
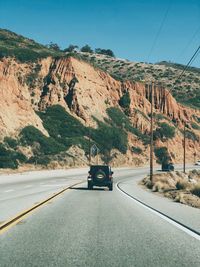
[141,170,200,209]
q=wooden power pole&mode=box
[88,124,91,166]
[183,122,186,173]
[150,82,154,181]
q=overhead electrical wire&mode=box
[147,0,172,62]
[176,26,200,61]
[165,44,200,99]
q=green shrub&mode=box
[0,144,26,169]
[0,46,50,63]
[106,107,149,144]
[191,122,200,130]
[4,137,18,149]
[91,120,128,154]
[154,113,169,121]
[190,184,200,197]
[185,129,199,141]
[154,122,175,140]
[176,180,188,190]
[38,105,89,153]
[38,105,86,140]
[119,91,131,110]
[20,126,65,155]
[132,146,142,154]
[81,45,93,53]
[27,155,50,166]
[154,147,170,164]
[15,151,27,163]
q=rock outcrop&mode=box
[0,56,199,164]
[0,58,48,139]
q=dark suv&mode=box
[87,165,113,191]
[161,162,174,172]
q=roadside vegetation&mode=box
[142,170,200,209]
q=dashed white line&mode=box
[24,185,33,188]
[4,189,14,193]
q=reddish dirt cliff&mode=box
[0,56,199,165]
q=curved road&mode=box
[0,167,200,267]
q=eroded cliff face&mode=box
[35,57,200,126]
[0,58,48,139]
[0,56,199,164]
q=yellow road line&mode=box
[0,180,84,235]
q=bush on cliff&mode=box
[106,107,149,144]
[38,105,86,140]
[90,120,128,154]
[154,122,175,141]
[38,105,89,152]
[20,126,65,155]
[0,144,27,169]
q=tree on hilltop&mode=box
[80,44,93,53]
[95,48,115,57]
[46,42,60,51]
[63,45,79,53]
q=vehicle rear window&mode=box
[90,165,110,175]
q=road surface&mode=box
[0,166,200,267]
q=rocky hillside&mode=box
[0,29,200,170]
[75,52,200,109]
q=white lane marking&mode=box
[24,185,33,188]
[41,184,69,187]
[4,189,14,193]
[116,182,200,241]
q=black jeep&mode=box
[161,162,174,172]
[87,165,113,191]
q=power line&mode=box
[176,26,200,61]
[165,44,200,99]
[147,0,172,62]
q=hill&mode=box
[75,52,200,109]
[0,29,199,170]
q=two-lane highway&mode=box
[0,167,200,267]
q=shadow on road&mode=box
[70,187,107,191]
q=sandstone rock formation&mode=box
[0,56,199,165]
[0,58,47,139]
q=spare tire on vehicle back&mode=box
[94,170,106,182]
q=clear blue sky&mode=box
[0,0,199,66]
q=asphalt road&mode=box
[0,166,200,267]
[0,169,87,222]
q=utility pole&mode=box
[183,122,186,173]
[150,82,154,181]
[89,124,91,166]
